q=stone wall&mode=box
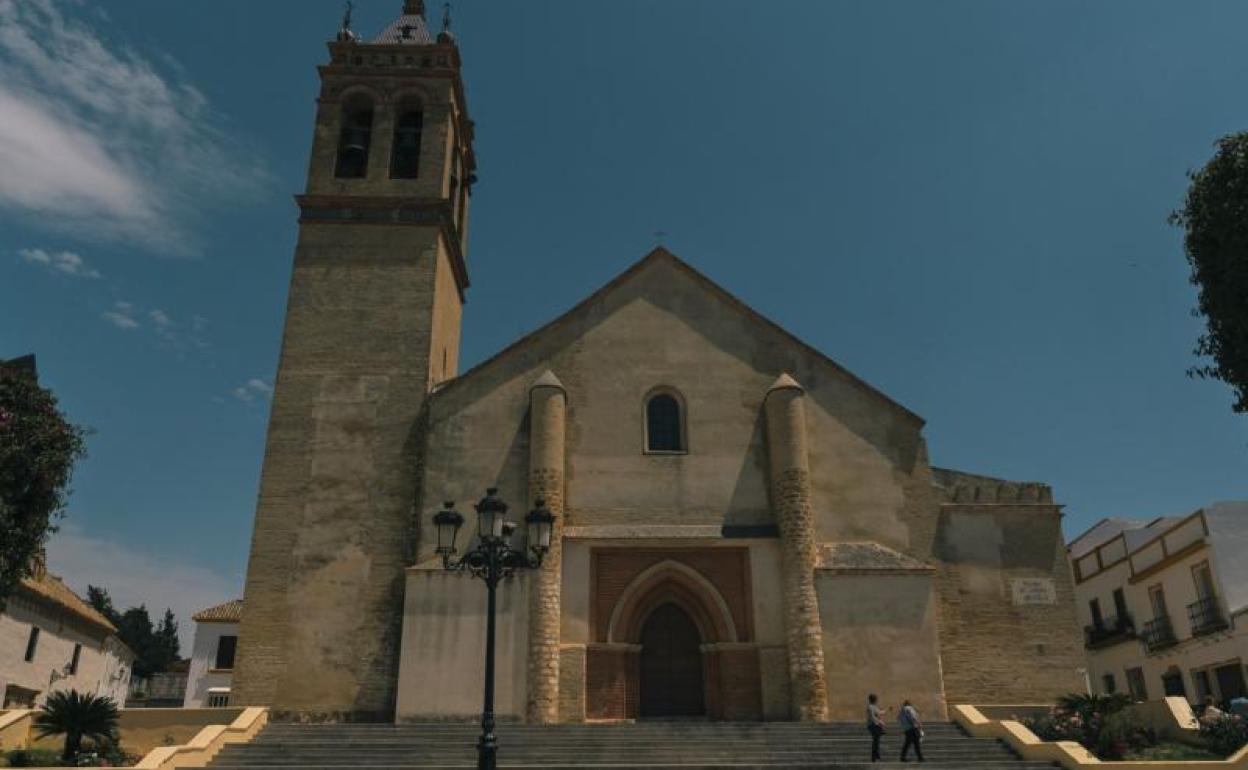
[232,222,457,718]
[233,21,472,718]
[399,251,1084,721]
[413,254,929,564]
[934,504,1084,704]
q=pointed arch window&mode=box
[645,389,686,453]
[390,105,423,179]
[334,95,374,178]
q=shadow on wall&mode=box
[935,507,1059,572]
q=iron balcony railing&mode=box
[1188,596,1229,637]
[1084,614,1135,649]
[1142,615,1179,652]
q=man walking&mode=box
[899,699,925,763]
[866,694,887,762]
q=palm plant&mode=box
[1057,692,1131,721]
[32,690,120,763]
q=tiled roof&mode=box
[193,599,243,623]
[17,571,116,635]
[372,13,433,45]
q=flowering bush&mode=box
[0,365,87,603]
[1201,713,1248,757]
[1025,692,1155,760]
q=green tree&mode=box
[153,608,181,672]
[1171,131,1248,413]
[32,690,120,763]
[117,605,157,678]
[0,364,87,603]
[87,585,122,627]
[88,592,184,676]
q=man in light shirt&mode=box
[1202,695,1226,723]
[866,693,888,762]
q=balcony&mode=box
[1188,596,1229,637]
[1084,614,1135,649]
[1142,615,1178,652]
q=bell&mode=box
[343,127,370,154]
[396,127,421,149]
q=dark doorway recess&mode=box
[639,603,705,717]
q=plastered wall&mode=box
[0,598,130,707]
[816,571,946,720]
[396,568,530,719]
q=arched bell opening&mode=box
[334,93,375,179]
[389,99,424,179]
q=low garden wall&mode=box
[1,706,266,769]
[25,707,248,756]
[133,707,267,769]
[0,709,34,754]
[954,704,1248,769]
[1128,698,1203,747]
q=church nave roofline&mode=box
[429,246,925,427]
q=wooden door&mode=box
[639,604,705,717]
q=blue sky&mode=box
[2,0,1246,639]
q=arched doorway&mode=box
[639,603,705,717]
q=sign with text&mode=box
[1010,577,1057,606]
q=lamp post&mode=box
[434,488,555,770]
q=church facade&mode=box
[232,2,1084,723]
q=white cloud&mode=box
[99,301,210,351]
[20,247,102,278]
[147,308,178,344]
[232,377,272,403]
[101,300,140,330]
[46,524,241,651]
[0,0,268,254]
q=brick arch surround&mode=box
[607,560,738,645]
[585,549,764,721]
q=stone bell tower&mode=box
[233,0,476,719]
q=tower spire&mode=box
[404,0,426,15]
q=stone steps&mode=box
[207,722,1054,770]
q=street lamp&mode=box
[435,489,555,770]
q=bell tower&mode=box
[233,1,476,718]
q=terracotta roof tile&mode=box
[17,572,116,635]
[193,599,242,623]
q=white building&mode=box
[1069,501,1248,707]
[1,561,134,708]
[183,600,240,708]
